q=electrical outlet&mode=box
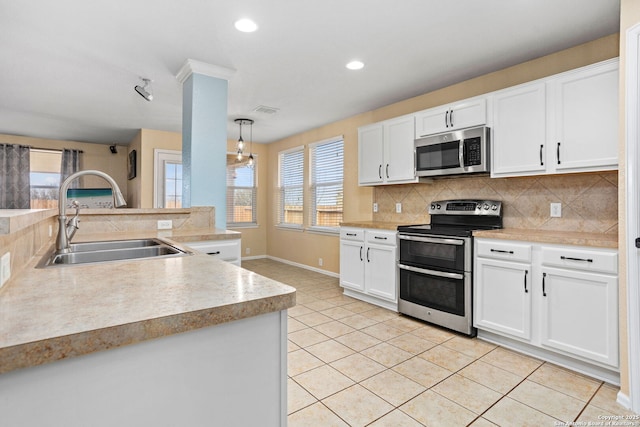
[157,220,172,230]
[395,203,402,213]
[373,203,378,213]
[245,247,251,255]
[550,203,562,218]
[318,258,323,267]
[0,252,10,288]
[48,224,53,237]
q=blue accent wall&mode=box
[181,73,228,227]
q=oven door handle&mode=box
[398,263,465,280]
[398,234,465,245]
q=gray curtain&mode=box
[0,144,31,209]
[60,148,81,188]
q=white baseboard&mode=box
[617,390,632,411]
[265,255,339,278]
[241,255,267,261]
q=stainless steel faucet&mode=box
[55,170,127,254]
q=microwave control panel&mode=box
[463,137,482,166]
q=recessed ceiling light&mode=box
[235,18,258,33]
[346,60,364,70]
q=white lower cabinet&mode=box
[186,239,241,266]
[474,238,619,381]
[339,227,397,311]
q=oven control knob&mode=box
[492,204,498,210]
[436,204,441,210]
[430,204,436,210]
[483,203,489,210]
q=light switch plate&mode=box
[395,203,402,213]
[373,203,378,213]
[157,220,172,229]
[550,203,562,218]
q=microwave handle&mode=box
[459,140,465,168]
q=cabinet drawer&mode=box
[541,246,617,274]
[476,240,532,262]
[187,240,240,262]
[340,228,364,241]
[366,230,396,246]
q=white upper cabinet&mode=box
[358,114,418,186]
[491,82,547,176]
[551,60,619,172]
[415,97,487,138]
[491,58,619,178]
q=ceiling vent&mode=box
[253,105,279,115]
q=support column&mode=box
[176,60,235,227]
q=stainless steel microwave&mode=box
[415,126,490,177]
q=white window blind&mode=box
[226,155,257,226]
[310,137,343,231]
[278,146,304,227]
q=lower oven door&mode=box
[398,263,474,336]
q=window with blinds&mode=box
[310,137,344,231]
[278,146,304,228]
[226,154,257,226]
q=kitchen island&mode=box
[0,227,295,427]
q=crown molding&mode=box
[175,59,236,84]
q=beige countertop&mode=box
[340,221,403,231]
[473,228,618,249]
[0,229,295,375]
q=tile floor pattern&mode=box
[242,259,639,427]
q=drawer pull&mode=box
[207,251,221,255]
[524,270,528,293]
[542,272,547,297]
[359,246,363,262]
[346,233,357,236]
[540,144,544,166]
[366,247,370,262]
[560,256,593,263]
[374,236,388,240]
[490,249,514,254]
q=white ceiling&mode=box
[0,0,620,145]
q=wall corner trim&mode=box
[175,59,236,84]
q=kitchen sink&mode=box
[37,238,191,268]
[69,238,163,252]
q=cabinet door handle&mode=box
[557,142,561,164]
[359,246,363,261]
[542,272,547,297]
[560,256,593,263]
[386,164,389,179]
[445,110,449,128]
[207,251,221,255]
[449,109,454,127]
[540,145,544,166]
[346,233,357,236]
[366,247,370,262]
[374,236,388,240]
[378,165,382,179]
[490,249,514,254]
[524,269,528,293]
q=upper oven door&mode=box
[415,139,463,176]
[398,233,470,272]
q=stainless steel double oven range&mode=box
[397,200,502,336]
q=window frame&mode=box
[277,145,305,230]
[226,153,258,228]
[308,136,344,234]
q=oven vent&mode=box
[253,105,280,115]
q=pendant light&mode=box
[234,118,254,164]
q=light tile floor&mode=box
[242,258,639,427]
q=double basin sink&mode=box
[37,238,191,268]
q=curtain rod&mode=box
[29,147,84,154]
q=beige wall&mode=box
[0,133,128,196]
[265,34,620,276]
[126,131,142,208]
[618,0,640,400]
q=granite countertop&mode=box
[473,228,618,249]
[340,221,402,231]
[0,229,295,375]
